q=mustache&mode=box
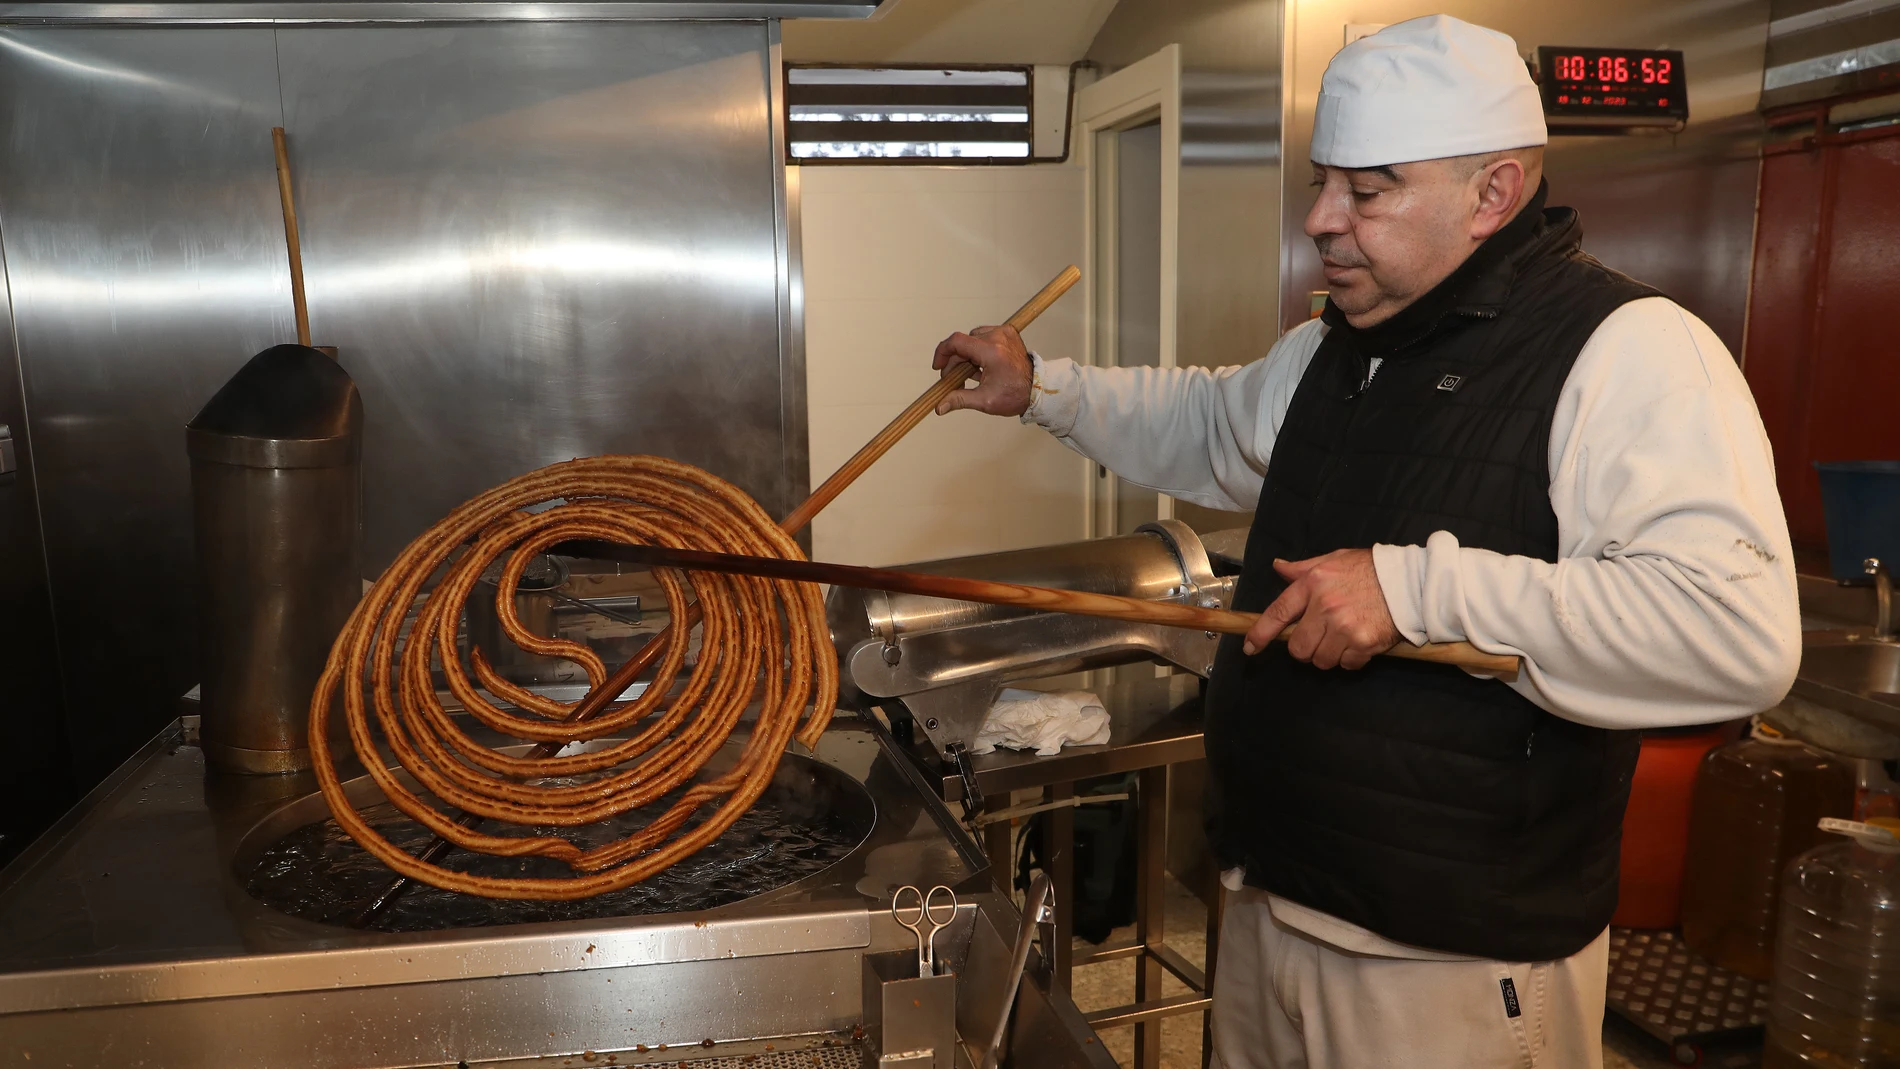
[1314,235,1368,268]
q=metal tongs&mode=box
[892,884,958,977]
[981,872,1056,1069]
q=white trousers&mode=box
[1209,888,1610,1069]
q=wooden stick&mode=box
[350,266,1082,925]
[559,541,1524,682]
[271,127,312,348]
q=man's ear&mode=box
[1470,158,1526,241]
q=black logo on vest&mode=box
[1436,373,1465,393]
[1499,977,1522,1018]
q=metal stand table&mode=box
[897,673,1221,1069]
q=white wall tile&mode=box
[800,164,1089,566]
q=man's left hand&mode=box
[1242,549,1401,669]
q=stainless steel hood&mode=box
[0,0,879,22]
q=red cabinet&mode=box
[1743,123,1900,552]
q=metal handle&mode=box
[981,872,1055,1069]
[0,424,14,476]
[1865,558,1893,640]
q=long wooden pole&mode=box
[559,541,1524,681]
[351,266,1082,924]
[271,127,312,348]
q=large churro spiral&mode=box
[308,455,837,900]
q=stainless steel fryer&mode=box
[0,713,1112,1069]
[826,520,1238,762]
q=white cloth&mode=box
[969,688,1109,756]
[1311,15,1547,168]
[1022,296,1801,732]
[1211,885,1609,1069]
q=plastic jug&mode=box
[1679,724,1857,980]
[1762,817,1900,1068]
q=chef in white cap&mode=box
[930,14,1798,1069]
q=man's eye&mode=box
[1351,188,1380,200]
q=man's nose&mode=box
[1305,186,1349,239]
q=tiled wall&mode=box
[799,164,1091,566]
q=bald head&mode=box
[1305,146,1544,329]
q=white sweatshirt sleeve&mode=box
[1022,318,1329,512]
[1372,297,1801,730]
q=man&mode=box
[929,15,1799,1069]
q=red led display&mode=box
[1536,46,1687,122]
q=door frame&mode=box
[1073,44,1182,538]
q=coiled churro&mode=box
[308,455,837,900]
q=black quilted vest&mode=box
[1206,187,1657,962]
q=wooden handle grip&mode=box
[271,127,312,349]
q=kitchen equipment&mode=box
[1814,461,1900,583]
[271,126,312,348]
[1763,817,1900,1068]
[1613,723,1735,928]
[893,884,958,977]
[186,342,362,773]
[1680,725,1858,980]
[0,712,1112,1069]
[862,944,960,1069]
[983,871,1056,1069]
[464,553,574,685]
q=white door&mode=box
[1074,45,1181,539]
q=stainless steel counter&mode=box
[0,714,1115,1069]
[893,672,1212,1069]
[908,674,1206,806]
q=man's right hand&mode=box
[932,324,1033,416]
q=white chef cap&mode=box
[1311,15,1547,169]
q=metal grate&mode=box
[668,1046,865,1069]
[464,1037,867,1069]
[1604,928,1770,1048]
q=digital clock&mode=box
[1536,46,1687,126]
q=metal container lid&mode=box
[187,344,362,469]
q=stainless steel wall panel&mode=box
[273,22,793,567]
[0,205,75,865]
[0,21,801,796]
[769,22,811,552]
[0,0,879,22]
[0,27,292,783]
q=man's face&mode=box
[1304,158,1493,328]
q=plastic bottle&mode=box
[1679,722,1857,980]
[1762,817,1900,1068]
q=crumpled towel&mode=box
[970,688,1111,756]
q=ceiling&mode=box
[781,0,1122,65]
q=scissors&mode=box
[891,884,958,977]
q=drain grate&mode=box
[1604,927,1768,1057]
[667,1046,864,1069]
[466,1037,868,1069]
